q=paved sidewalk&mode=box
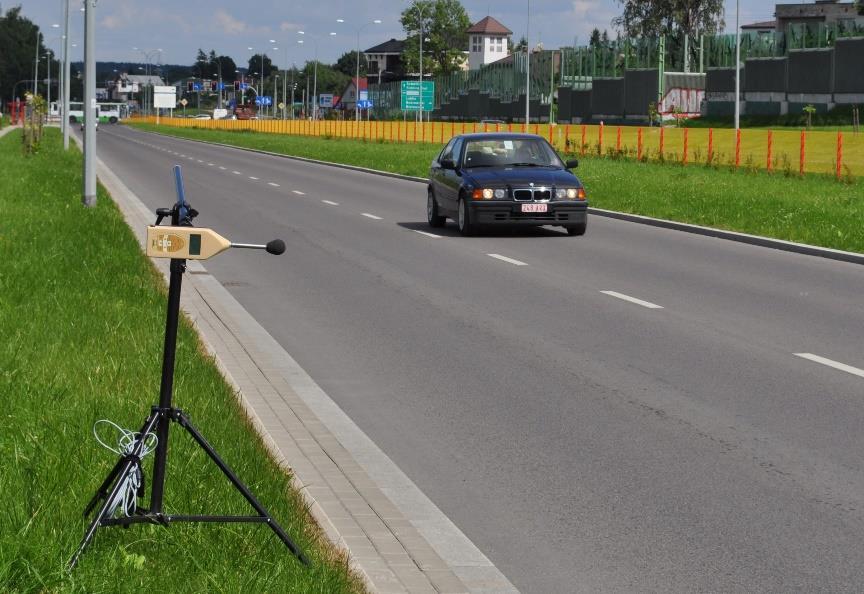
[83,134,519,594]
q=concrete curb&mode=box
[132,125,864,267]
[74,130,518,594]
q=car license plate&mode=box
[521,203,548,213]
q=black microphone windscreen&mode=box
[266,239,286,255]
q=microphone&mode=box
[266,239,286,255]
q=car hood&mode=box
[462,167,580,188]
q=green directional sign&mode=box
[401,80,434,111]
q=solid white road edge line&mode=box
[794,353,864,379]
[362,213,383,220]
[487,253,528,266]
[601,290,664,309]
[414,230,442,239]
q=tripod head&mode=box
[147,165,285,260]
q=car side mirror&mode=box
[565,159,579,169]
[440,157,456,170]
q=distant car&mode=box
[193,113,212,119]
[428,133,587,236]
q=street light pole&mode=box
[734,0,740,131]
[82,0,96,207]
[63,0,71,149]
[34,31,41,96]
[337,18,381,122]
[525,0,531,130]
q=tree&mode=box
[247,54,274,79]
[400,0,471,76]
[299,61,349,96]
[589,28,602,47]
[0,6,59,101]
[335,51,367,78]
[613,0,725,40]
[211,55,237,82]
[512,36,527,53]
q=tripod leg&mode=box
[176,412,310,565]
[68,457,139,571]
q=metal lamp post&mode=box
[63,0,72,149]
[525,0,531,129]
[408,3,428,124]
[297,31,336,120]
[134,47,162,116]
[336,18,381,121]
[734,0,741,131]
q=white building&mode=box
[467,16,512,70]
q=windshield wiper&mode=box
[465,164,497,168]
[507,162,546,167]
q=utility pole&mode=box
[34,31,41,96]
[734,0,741,131]
[82,0,96,207]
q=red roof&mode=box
[352,77,367,92]
[467,16,512,35]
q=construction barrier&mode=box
[136,116,863,178]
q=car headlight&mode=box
[556,188,585,200]
[472,188,506,200]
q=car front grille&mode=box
[513,188,551,202]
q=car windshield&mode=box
[462,138,564,169]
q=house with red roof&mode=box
[467,16,513,70]
[338,77,368,113]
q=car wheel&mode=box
[109,116,118,124]
[565,222,587,236]
[427,190,446,228]
[457,197,475,236]
[69,115,77,124]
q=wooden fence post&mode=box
[616,127,622,154]
[637,127,643,161]
[735,128,741,168]
[683,128,689,165]
[659,127,665,160]
[766,130,773,172]
[581,125,587,156]
[598,123,604,155]
[836,131,843,179]
[708,128,714,163]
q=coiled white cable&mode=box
[93,420,158,518]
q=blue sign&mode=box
[192,82,203,91]
[216,82,225,91]
[239,82,249,91]
[255,96,272,106]
[357,99,373,109]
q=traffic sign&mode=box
[255,96,272,106]
[278,102,285,110]
[400,80,434,111]
[357,99,374,110]
[319,94,334,108]
[179,98,188,106]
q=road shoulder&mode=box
[85,133,518,594]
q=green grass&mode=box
[128,122,864,254]
[0,128,365,593]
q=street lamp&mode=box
[134,47,162,115]
[408,3,428,124]
[297,30,336,120]
[336,18,381,121]
[525,0,531,129]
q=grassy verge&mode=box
[0,128,364,593]
[129,122,864,254]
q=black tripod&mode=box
[69,168,308,570]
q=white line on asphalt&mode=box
[362,213,383,220]
[219,166,226,170]
[414,230,443,239]
[487,253,528,266]
[794,353,864,379]
[180,154,186,157]
[600,290,664,309]
[268,182,280,187]
[321,200,340,206]
[208,163,214,166]
[292,190,305,195]
[249,176,259,180]
[197,159,203,163]
[232,171,242,175]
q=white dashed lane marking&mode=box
[362,213,383,220]
[414,230,442,239]
[219,166,226,170]
[794,353,864,379]
[268,182,280,187]
[249,176,259,180]
[292,190,306,195]
[601,290,664,309]
[321,200,340,206]
[487,253,527,266]
[232,171,242,175]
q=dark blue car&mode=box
[427,133,587,236]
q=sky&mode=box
[19,0,781,68]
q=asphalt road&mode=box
[96,125,864,593]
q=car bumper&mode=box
[469,201,588,226]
